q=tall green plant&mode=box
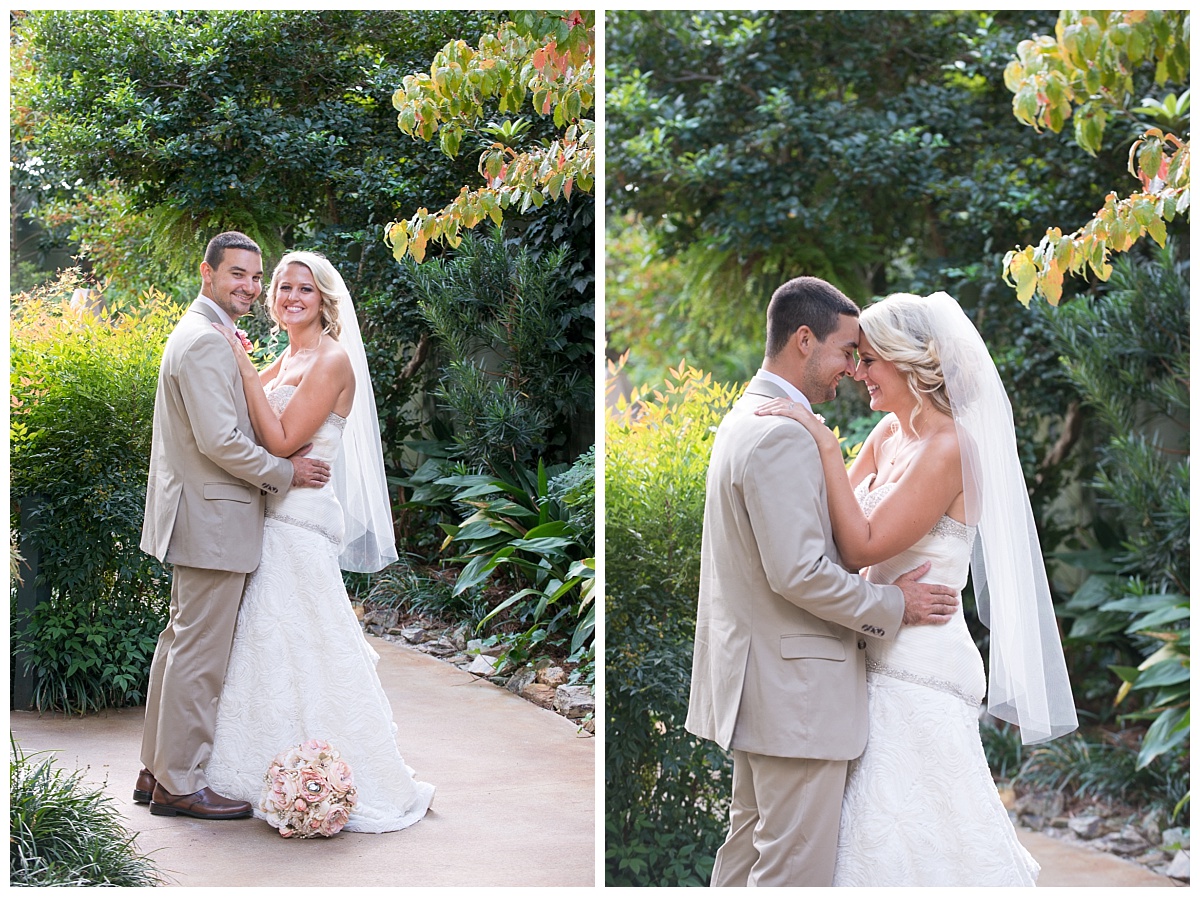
[605,362,741,887]
[408,226,593,472]
[10,274,177,712]
[437,455,595,683]
[1049,243,1188,770]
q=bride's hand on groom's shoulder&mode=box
[211,322,254,355]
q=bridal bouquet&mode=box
[261,739,357,838]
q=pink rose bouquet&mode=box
[261,739,357,838]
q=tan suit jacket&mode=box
[140,301,293,571]
[686,376,905,760]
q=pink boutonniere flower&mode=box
[235,329,253,353]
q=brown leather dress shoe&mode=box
[149,783,253,820]
[133,768,157,804]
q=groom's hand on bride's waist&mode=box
[288,444,331,489]
[895,561,960,626]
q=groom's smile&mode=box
[201,247,264,321]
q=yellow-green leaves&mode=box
[386,11,595,262]
[1004,11,1189,154]
[1002,11,1190,305]
[1003,130,1189,305]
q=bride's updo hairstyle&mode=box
[859,293,953,430]
[267,251,345,339]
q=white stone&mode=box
[1068,815,1103,839]
[468,654,499,676]
[554,684,594,719]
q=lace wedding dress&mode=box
[832,476,1038,886]
[206,386,435,833]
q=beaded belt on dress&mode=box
[866,657,982,708]
[264,510,340,546]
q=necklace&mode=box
[287,333,323,358]
[888,427,918,466]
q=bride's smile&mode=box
[272,263,323,330]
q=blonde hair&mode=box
[859,293,952,431]
[266,251,345,339]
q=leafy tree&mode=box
[604,12,1131,362]
[1002,11,1190,304]
[10,10,491,280]
[386,10,595,261]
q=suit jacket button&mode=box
[857,638,867,650]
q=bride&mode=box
[204,250,434,833]
[757,291,1076,885]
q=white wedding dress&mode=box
[832,476,1038,886]
[206,386,435,833]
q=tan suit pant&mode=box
[140,565,245,795]
[711,750,848,887]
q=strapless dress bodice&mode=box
[263,385,348,547]
[854,477,985,706]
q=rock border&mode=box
[1007,787,1189,884]
[357,606,595,735]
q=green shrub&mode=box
[549,446,596,552]
[604,362,740,887]
[437,459,595,683]
[1016,728,1190,818]
[10,274,178,712]
[366,557,489,627]
[407,226,593,472]
[10,737,161,886]
[1048,243,1189,771]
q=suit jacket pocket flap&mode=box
[203,482,253,503]
[780,633,845,661]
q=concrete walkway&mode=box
[1017,829,1179,887]
[10,636,595,888]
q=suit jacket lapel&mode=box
[743,375,790,403]
[189,299,224,327]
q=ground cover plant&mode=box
[10,738,160,886]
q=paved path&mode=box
[11,636,595,887]
[9,634,1180,889]
[1017,829,1179,887]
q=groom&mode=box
[685,276,959,886]
[136,231,330,820]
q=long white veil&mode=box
[280,251,398,573]
[925,291,1077,744]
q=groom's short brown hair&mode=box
[765,276,860,359]
[204,231,261,270]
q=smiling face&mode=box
[271,262,323,332]
[854,329,910,412]
[201,248,263,320]
[798,313,860,404]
